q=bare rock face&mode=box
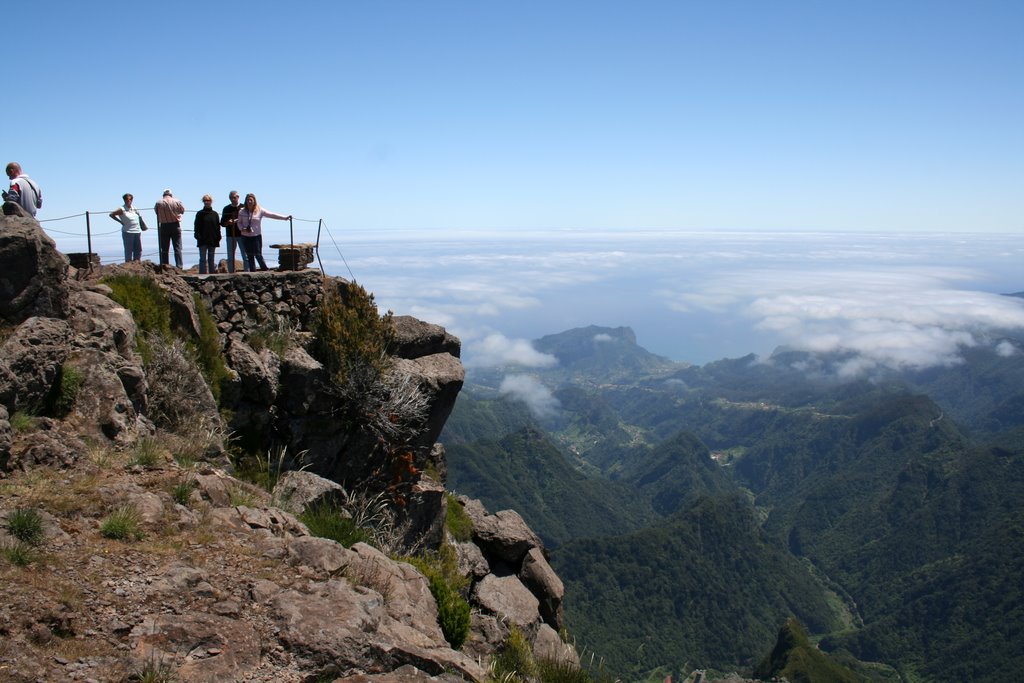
[0,214,70,323]
[66,286,138,357]
[393,353,466,455]
[225,338,279,405]
[277,345,329,414]
[520,547,565,630]
[390,315,462,359]
[270,573,485,681]
[0,317,72,414]
[472,574,541,630]
[132,613,262,683]
[0,406,10,466]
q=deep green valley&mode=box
[441,324,1024,681]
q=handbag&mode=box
[139,214,149,231]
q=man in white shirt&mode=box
[3,162,42,217]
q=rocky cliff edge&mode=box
[0,213,574,682]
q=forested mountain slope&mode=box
[441,325,1024,680]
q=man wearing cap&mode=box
[154,189,185,268]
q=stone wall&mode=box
[182,270,325,340]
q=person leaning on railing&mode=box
[236,192,290,272]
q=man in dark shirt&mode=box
[220,190,242,273]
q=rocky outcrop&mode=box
[0,215,577,681]
[0,214,71,322]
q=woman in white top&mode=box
[236,192,290,272]
[109,193,145,262]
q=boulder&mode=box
[471,574,541,630]
[286,535,355,574]
[63,349,139,444]
[0,215,70,323]
[531,624,579,666]
[390,316,461,359]
[6,419,86,471]
[67,287,138,357]
[520,547,565,629]
[401,474,446,549]
[452,539,490,580]
[271,577,485,680]
[273,469,347,515]
[471,509,543,566]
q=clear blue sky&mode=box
[15,0,1024,238]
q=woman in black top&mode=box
[194,194,221,274]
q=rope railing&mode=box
[33,208,357,281]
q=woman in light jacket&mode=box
[236,193,290,272]
[109,193,145,262]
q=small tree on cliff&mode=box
[311,280,394,387]
[310,280,428,447]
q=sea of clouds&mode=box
[328,229,1024,378]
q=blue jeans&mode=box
[225,235,238,273]
[122,232,142,262]
[242,234,268,272]
[198,244,216,274]
[158,223,183,267]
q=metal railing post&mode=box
[85,211,94,271]
[315,218,324,275]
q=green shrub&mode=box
[492,627,539,683]
[133,655,178,683]
[100,505,143,541]
[43,363,85,417]
[309,281,395,388]
[2,541,36,567]
[232,445,298,493]
[404,546,471,649]
[6,508,44,545]
[429,572,471,649]
[300,502,371,548]
[131,437,166,468]
[171,478,195,506]
[248,313,295,355]
[102,274,173,363]
[307,278,428,485]
[192,293,231,403]
[445,492,474,542]
[103,275,230,410]
[9,410,36,433]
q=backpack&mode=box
[23,178,41,209]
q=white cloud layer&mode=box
[332,231,1024,368]
[676,267,1024,374]
[465,333,558,368]
[499,374,561,419]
